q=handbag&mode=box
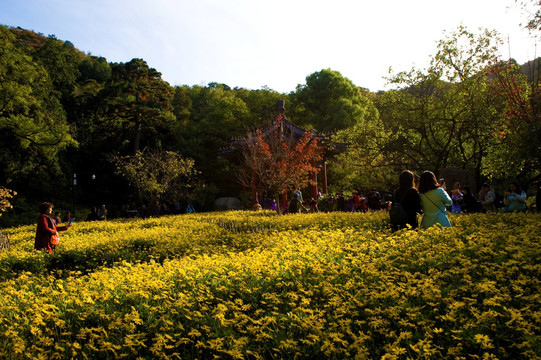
[50,233,60,245]
[47,216,60,245]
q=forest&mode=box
[0,24,540,225]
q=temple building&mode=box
[220,100,346,206]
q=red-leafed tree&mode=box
[240,114,323,212]
[484,59,541,182]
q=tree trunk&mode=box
[275,197,281,215]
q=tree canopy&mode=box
[0,26,75,186]
[0,21,540,225]
[292,69,378,132]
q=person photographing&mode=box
[419,171,452,228]
[35,202,72,253]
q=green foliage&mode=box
[32,35,81,101]
[174,84,250,193]
[1,22,540,221]
[483,60,541,183]
[0,26,76,185]
[378,26,502,186]
[102,58,176,154]
[517,0,541,32]
[292,69,378,132]
[78,57,111,82]
[112,148,200,206]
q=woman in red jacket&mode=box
[35,202,71,253]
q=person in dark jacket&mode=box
[86,207,98,221]
[288,193,301,214]
[35,202,71,253]
[461,186,482,213]
[393,170,423,231]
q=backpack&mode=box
[389,203,407,225]
[389,190,409,226]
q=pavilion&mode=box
[220,100,346,205]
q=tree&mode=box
[112,148,200,206]
[174,84,251,195]
[171,85,192,127]
[483,59,541,182]
[292,69,378,132]
[101,58,175,154]
[78,57,112,83]
[32,35,81,102]
[516,0,541,32]
[327,112,394,191]
[378,27,502,187]
[0,25,75,185]
[234,87,285,129]
[239,114,323,212]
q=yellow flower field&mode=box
[0,211,539,359]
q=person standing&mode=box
[86,207,99,221]
[461,186,482,213]
[62,211,72,223]
[392,170,423,231]
[478,187,487,203]
[270,199,277,212]
[53,211,62,225]
[288,193,301,214]
[336,192,346,212]
[353,190,361,212]
[451,182,464,214]
[97,204,107,221]
[504,182,527,212]
[481,183,497,212]
[418,171,452,228]
[294,188,303,204]
[35,202,71,253]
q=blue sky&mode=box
[1,0,538,93]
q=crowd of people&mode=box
[85,204,108,221]
[258,176,540,223]
[390,171,540,231]
[34,171,540,252]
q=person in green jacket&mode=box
[503,182,527,212]
[418,171,452,229]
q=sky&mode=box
[1,0,539,93]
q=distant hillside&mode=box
[8,26,90,61]
[9,26,48,48]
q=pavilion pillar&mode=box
[322,160,328,194]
